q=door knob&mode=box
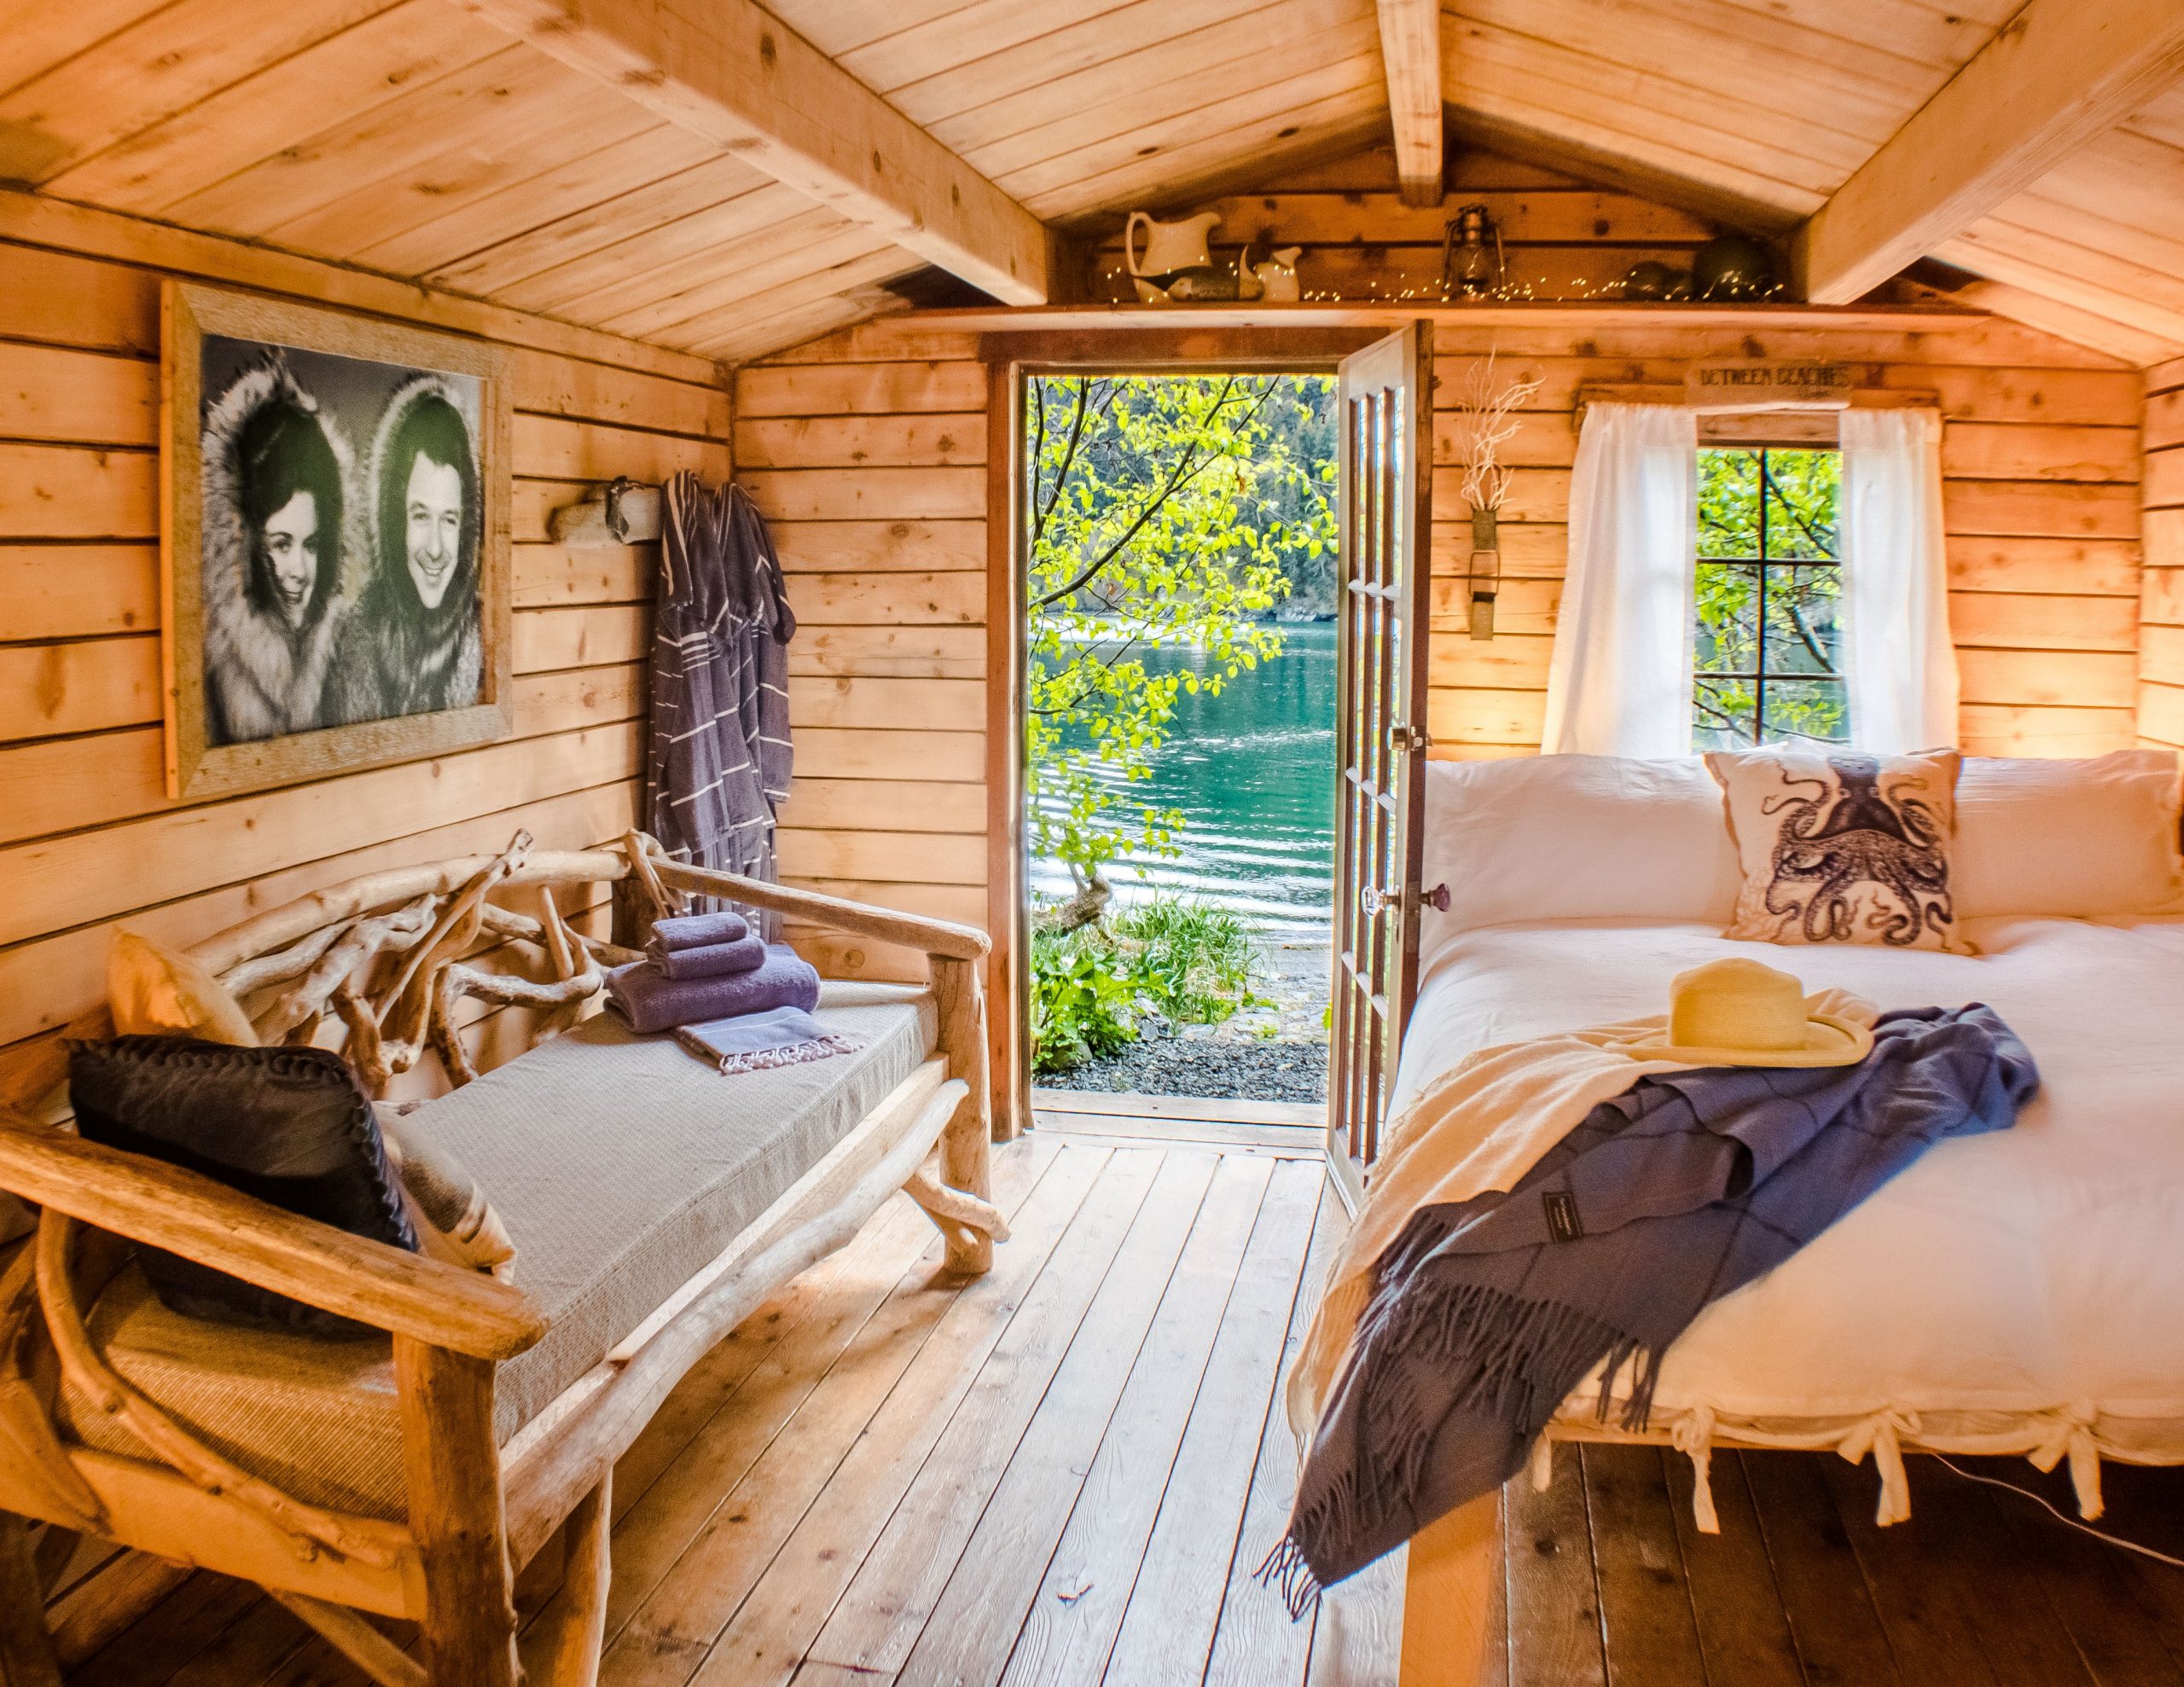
[1361,883,1449,919]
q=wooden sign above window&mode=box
[1684,359,1855,409]
[1571,380,1938,449]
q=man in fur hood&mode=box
[325,374,484,726]
[200,359,361,744]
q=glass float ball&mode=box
[1692,234,1779,301]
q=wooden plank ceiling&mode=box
[3,0,2184,363]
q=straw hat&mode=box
[1612,957,1873,1068]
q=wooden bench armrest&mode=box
[0,1113,544,1361]
[651,861,991,962]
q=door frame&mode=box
[980,327,1381,1139]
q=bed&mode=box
[1377,751,2184,1686]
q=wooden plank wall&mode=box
[736,324,990,985]
[2142,357,2184,751]
[1426,317,2146,760]
[1087,145,1714,307]
[0,223,730,1081]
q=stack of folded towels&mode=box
[604,911,821,1035]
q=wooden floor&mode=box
[53,1102,2184,1687]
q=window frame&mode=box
[1692,436,1847,751]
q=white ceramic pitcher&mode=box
[1125,210,1221,279]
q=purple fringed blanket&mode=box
[604,944,819,1035]
[1263,1005,2037,1612]
[672,1006,862,1074]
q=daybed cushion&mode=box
[59,982,938,1518]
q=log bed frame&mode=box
[0,833,1002,1686]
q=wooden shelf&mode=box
[897,300,1996,334]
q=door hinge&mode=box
[1389,723,1432,755]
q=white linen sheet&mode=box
[1390,913,2184,1503]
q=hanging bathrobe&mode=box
[648,473,796,926]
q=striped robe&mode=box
[648,474,796,930]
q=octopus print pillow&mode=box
[1705,749,1972,954]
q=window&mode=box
[1693,445,1846,749]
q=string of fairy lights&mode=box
[1095,266,1793,305]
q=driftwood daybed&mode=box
[0,833,1001,1686]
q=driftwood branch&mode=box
[620,829,683,925]
[377,832,534,1036]
[477,904,642,969]
[260,896,439,1040]
[427,957,607,1089]
[269,1592,427,1687]
[218,921,349,1000]
[902,1168,1010,1244]
[333,983,391,1096]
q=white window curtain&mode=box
[1542,402,1699,757]
[1839,407,1959,752]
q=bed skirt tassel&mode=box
[2030,1402,2106,1521]
[1671,1407,1720,1533]
[1527,1434,1554,1493]
[1838,1408,1918,1526]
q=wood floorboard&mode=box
[956,1154,1267,1687]
[1098,1157,1325,1687]
[1891,1460,2100,1687]
[1665,1450,1805,1687]
[59,1122,2184,1687]
[587,1139,1064,1662]
[609,1142,1126,1687]
[1814,1451,2001,1687]
[1201,1186,1341,1687]
[1978,1464,2184,1687]
[1581,1445,1707,1686]
[1505,1444,1608,1687]
[1742,1448,1906,1687]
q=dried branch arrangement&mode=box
[213,828,639,1099]
[1449,351,1543,514]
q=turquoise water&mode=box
[1030,623,1338,941]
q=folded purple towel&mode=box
[650,911,750,952]
[604,944,820,1035]
[648,931,765,979]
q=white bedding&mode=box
[1392,913,2184,1493]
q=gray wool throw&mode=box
[1264,1005,2038,1609]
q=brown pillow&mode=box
[1706,748,1973,954]
[108,929,257,1046]
[375,1105,515,1278]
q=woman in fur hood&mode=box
[200,359,360,744]
[325,374,484,726]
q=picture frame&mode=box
[161,281,514,800]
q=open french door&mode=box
[1326,322,1435,1209]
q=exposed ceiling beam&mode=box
[1375,0,1444,207]
[1794,0,2184,305]
[1905,265,2182,367]
[460,0,1050,304]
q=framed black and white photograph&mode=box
[162,282,513,799]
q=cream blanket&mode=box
[1287,987,1878,1445]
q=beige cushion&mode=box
[107,929,258,1045]
[377,1104,517,1275]
[60,983,938,1518]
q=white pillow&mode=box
[1953,751,2184,919]
[1417,755,1740,958]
